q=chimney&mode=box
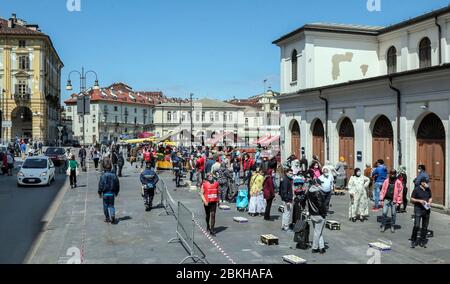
[8,13,17,28]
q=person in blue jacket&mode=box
[372,159,388,211]
[140,163,160,211]
[414,164,430,187]
[98,158,120,224]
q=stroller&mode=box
[236,189,249,212]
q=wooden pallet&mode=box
[261,234,279,246]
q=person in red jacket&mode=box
[196,153,206,186]
[263,169,276,221]
[201,173,219,236]
[380,170,403,233]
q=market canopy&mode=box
[121,138,156,144]
[260,135,280,146]
[138,132,155,139]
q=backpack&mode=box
[293,217,310,250]
[218,169,228,185]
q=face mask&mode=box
[287,174,293,180]
[314,166,319,169]
[356,172,362,177]
[208,178,214,183]
[390,175,396,180]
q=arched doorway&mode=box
[372,115,394,171]
[312,119,325,165]
[417,113,446,206]
[291,120,301,159]
[339,117,355,179]
[11,107,33,140]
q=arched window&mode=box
[167,111,172,121]
[387,46,397,74]
[291,49,298,82]
[419,37,431,68]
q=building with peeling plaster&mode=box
[274,6,450,211]
[0,14,63,144]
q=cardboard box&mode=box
[261,234,279,246]
[369,242,392,251]
[326,220,341,231]
[233,217,249,223]
[282,255,307,264]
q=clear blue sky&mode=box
[1,0,450,101]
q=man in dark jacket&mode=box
[79,146,87,169]
[280,169,294,231]
[111,150,118,175]
[307,178,327,254]
[98,159,120,224]
[117,151,125,177]
[140,163,159,211]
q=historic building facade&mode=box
[0,14,63,143]
[274,6,450,210]
[64,83,160,144]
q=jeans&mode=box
[93,158,99,169]
[310,215,325,250]
[264,198,273,220]
[103,195,115,220]
[282,202,292,230]
[143,188,155,209]
[382,199,397,227]
[233,172,240,186]
[373,182,383,208]
[70,169,77,187]
[411,210,431,243]
[321,191,332,213]
[118,165,123,177]
[190,170,195,182]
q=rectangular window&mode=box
[93,127,96,132]
[229,113,233,122]
[210,112,214,122]
[114,106,118,112]
[134,108,137,113]
[115,116,118,123]
[173,112,177,122]
[67,107,72,112]
[245,118,249,126]
[92,115,96,123]
[19,40,26,48]
[196,112,200,122]
[202,112,205,122]
[182,113,186,122]
[223,112,227,122]
[215,112,219,121]
[18,55,30,70]
[18,80,28,95]
[92,105,96,111]
[167,112,172,121]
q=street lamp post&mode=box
[66,67,99,147]
[0,89,5,143]
[190,93,194,151]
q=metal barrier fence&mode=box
[157,174,176,217]
[168,201,207,264]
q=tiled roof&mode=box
[64,83,164,106]
[0,18,44,35]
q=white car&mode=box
[17,156,56,187]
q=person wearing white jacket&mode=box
[348,168,371,222]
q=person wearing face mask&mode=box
[280,169,294,232]
[397,166,408,213]
[410,177,433,248]
[309,161,322,180]
[380,170,404,233]
[348,168,371,222]
[200,173,219,236]
[319,168,334,214]
[263,169,276,221]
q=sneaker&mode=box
[320,249,326,254]
[380,226,386,233]
[391,227,395,233]
[104,218,111,223]
[410,241,417,249]
[419,240,427,248]
[111,217,116,224]
[312,249,320,254]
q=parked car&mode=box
[44,147,67,166]
[17,156,56,187]
[71,140,81,148]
